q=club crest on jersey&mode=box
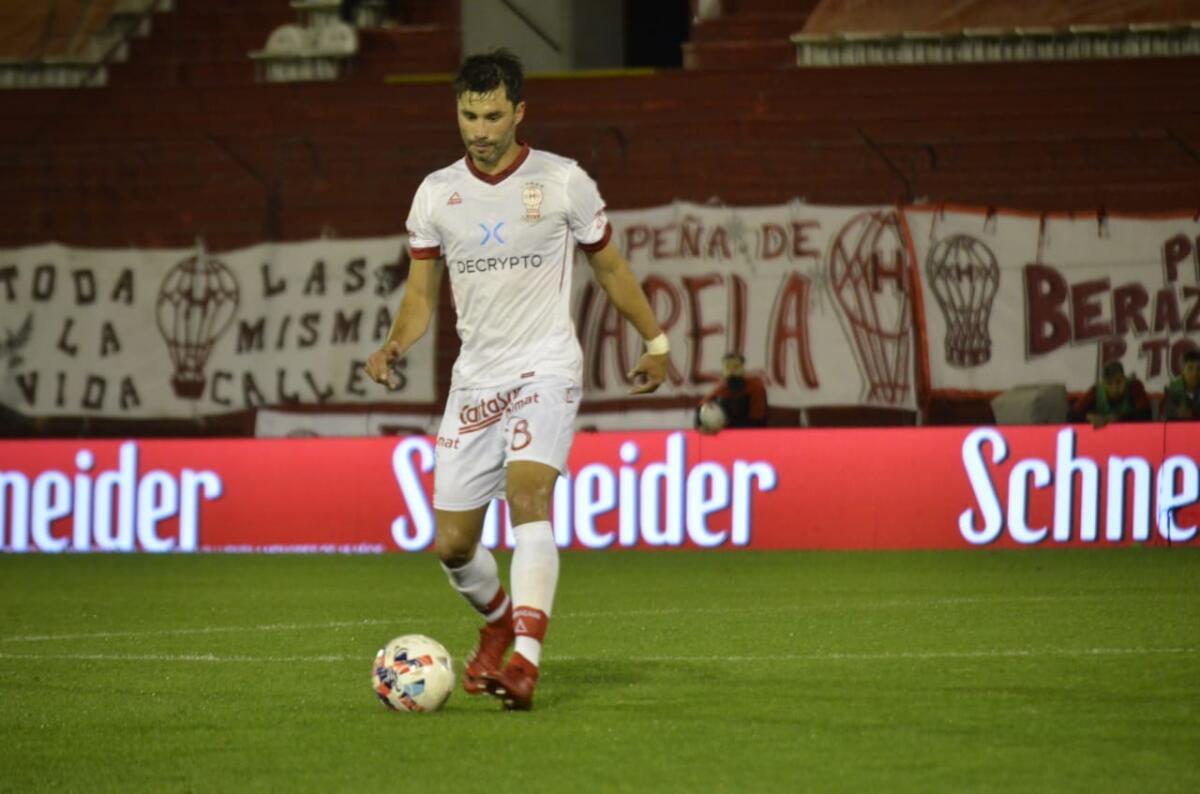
[521,182,544,222]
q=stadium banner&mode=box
[4,205,1198,421]
[0,237,431,418]
[1,424,1195,554]
[904,206,1200,396]
[585,203,919,411]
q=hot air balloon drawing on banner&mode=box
[155,252,240,399]
[828,210,912,405]
[925,234,1000,367]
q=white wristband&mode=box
[645,333,670,355]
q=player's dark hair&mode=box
[1184,349,1200,364]
[454,49,524,106]
[1102,361,1126,380]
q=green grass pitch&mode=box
[1,550,1197,793]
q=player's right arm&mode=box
[368,177,444,388]
[365,257,444,387]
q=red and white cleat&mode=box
[482,652,539,711]
[462,616,513,695]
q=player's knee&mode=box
[433,532,475,566]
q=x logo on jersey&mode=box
[479,221,506,246]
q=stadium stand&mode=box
[683,0,820,69]
[249,1,359,84]
[2,1,1196,248]
[1,0,1198,435]
[794,0,1200,67]
[0,0,172,88]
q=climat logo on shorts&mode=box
[455,254,543,274]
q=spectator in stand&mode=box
[697,353,768,431]
[1163,349,1200,421]
[1069,361,1151,429]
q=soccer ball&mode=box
[372,634,455,713]
[698,401,727,432]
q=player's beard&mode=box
[467,129,516,169]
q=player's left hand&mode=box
[628,352,668,395]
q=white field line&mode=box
[0,619,397,644]
[553,647,1198,663]
[0,592,1187,644]
[0,647,1193,665]
[0,652,357,663]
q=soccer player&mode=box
[365,49,669,710]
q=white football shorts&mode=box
[433,376,582,511]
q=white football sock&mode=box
[441,545,508,623]
[511,520,558,666]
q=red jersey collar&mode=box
[464,142,530,185]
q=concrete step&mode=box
[682,39,797,69]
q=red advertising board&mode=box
[1,425,1197,553]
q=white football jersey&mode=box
[406,145,610,390]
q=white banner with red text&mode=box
[1,425,1196,553]
[585,202,919,411]
[0,238,431,417]
[4,204,1199,421]
[905,207,1200,395]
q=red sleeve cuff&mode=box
[577,223,612,254]
[410,245,442,260]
